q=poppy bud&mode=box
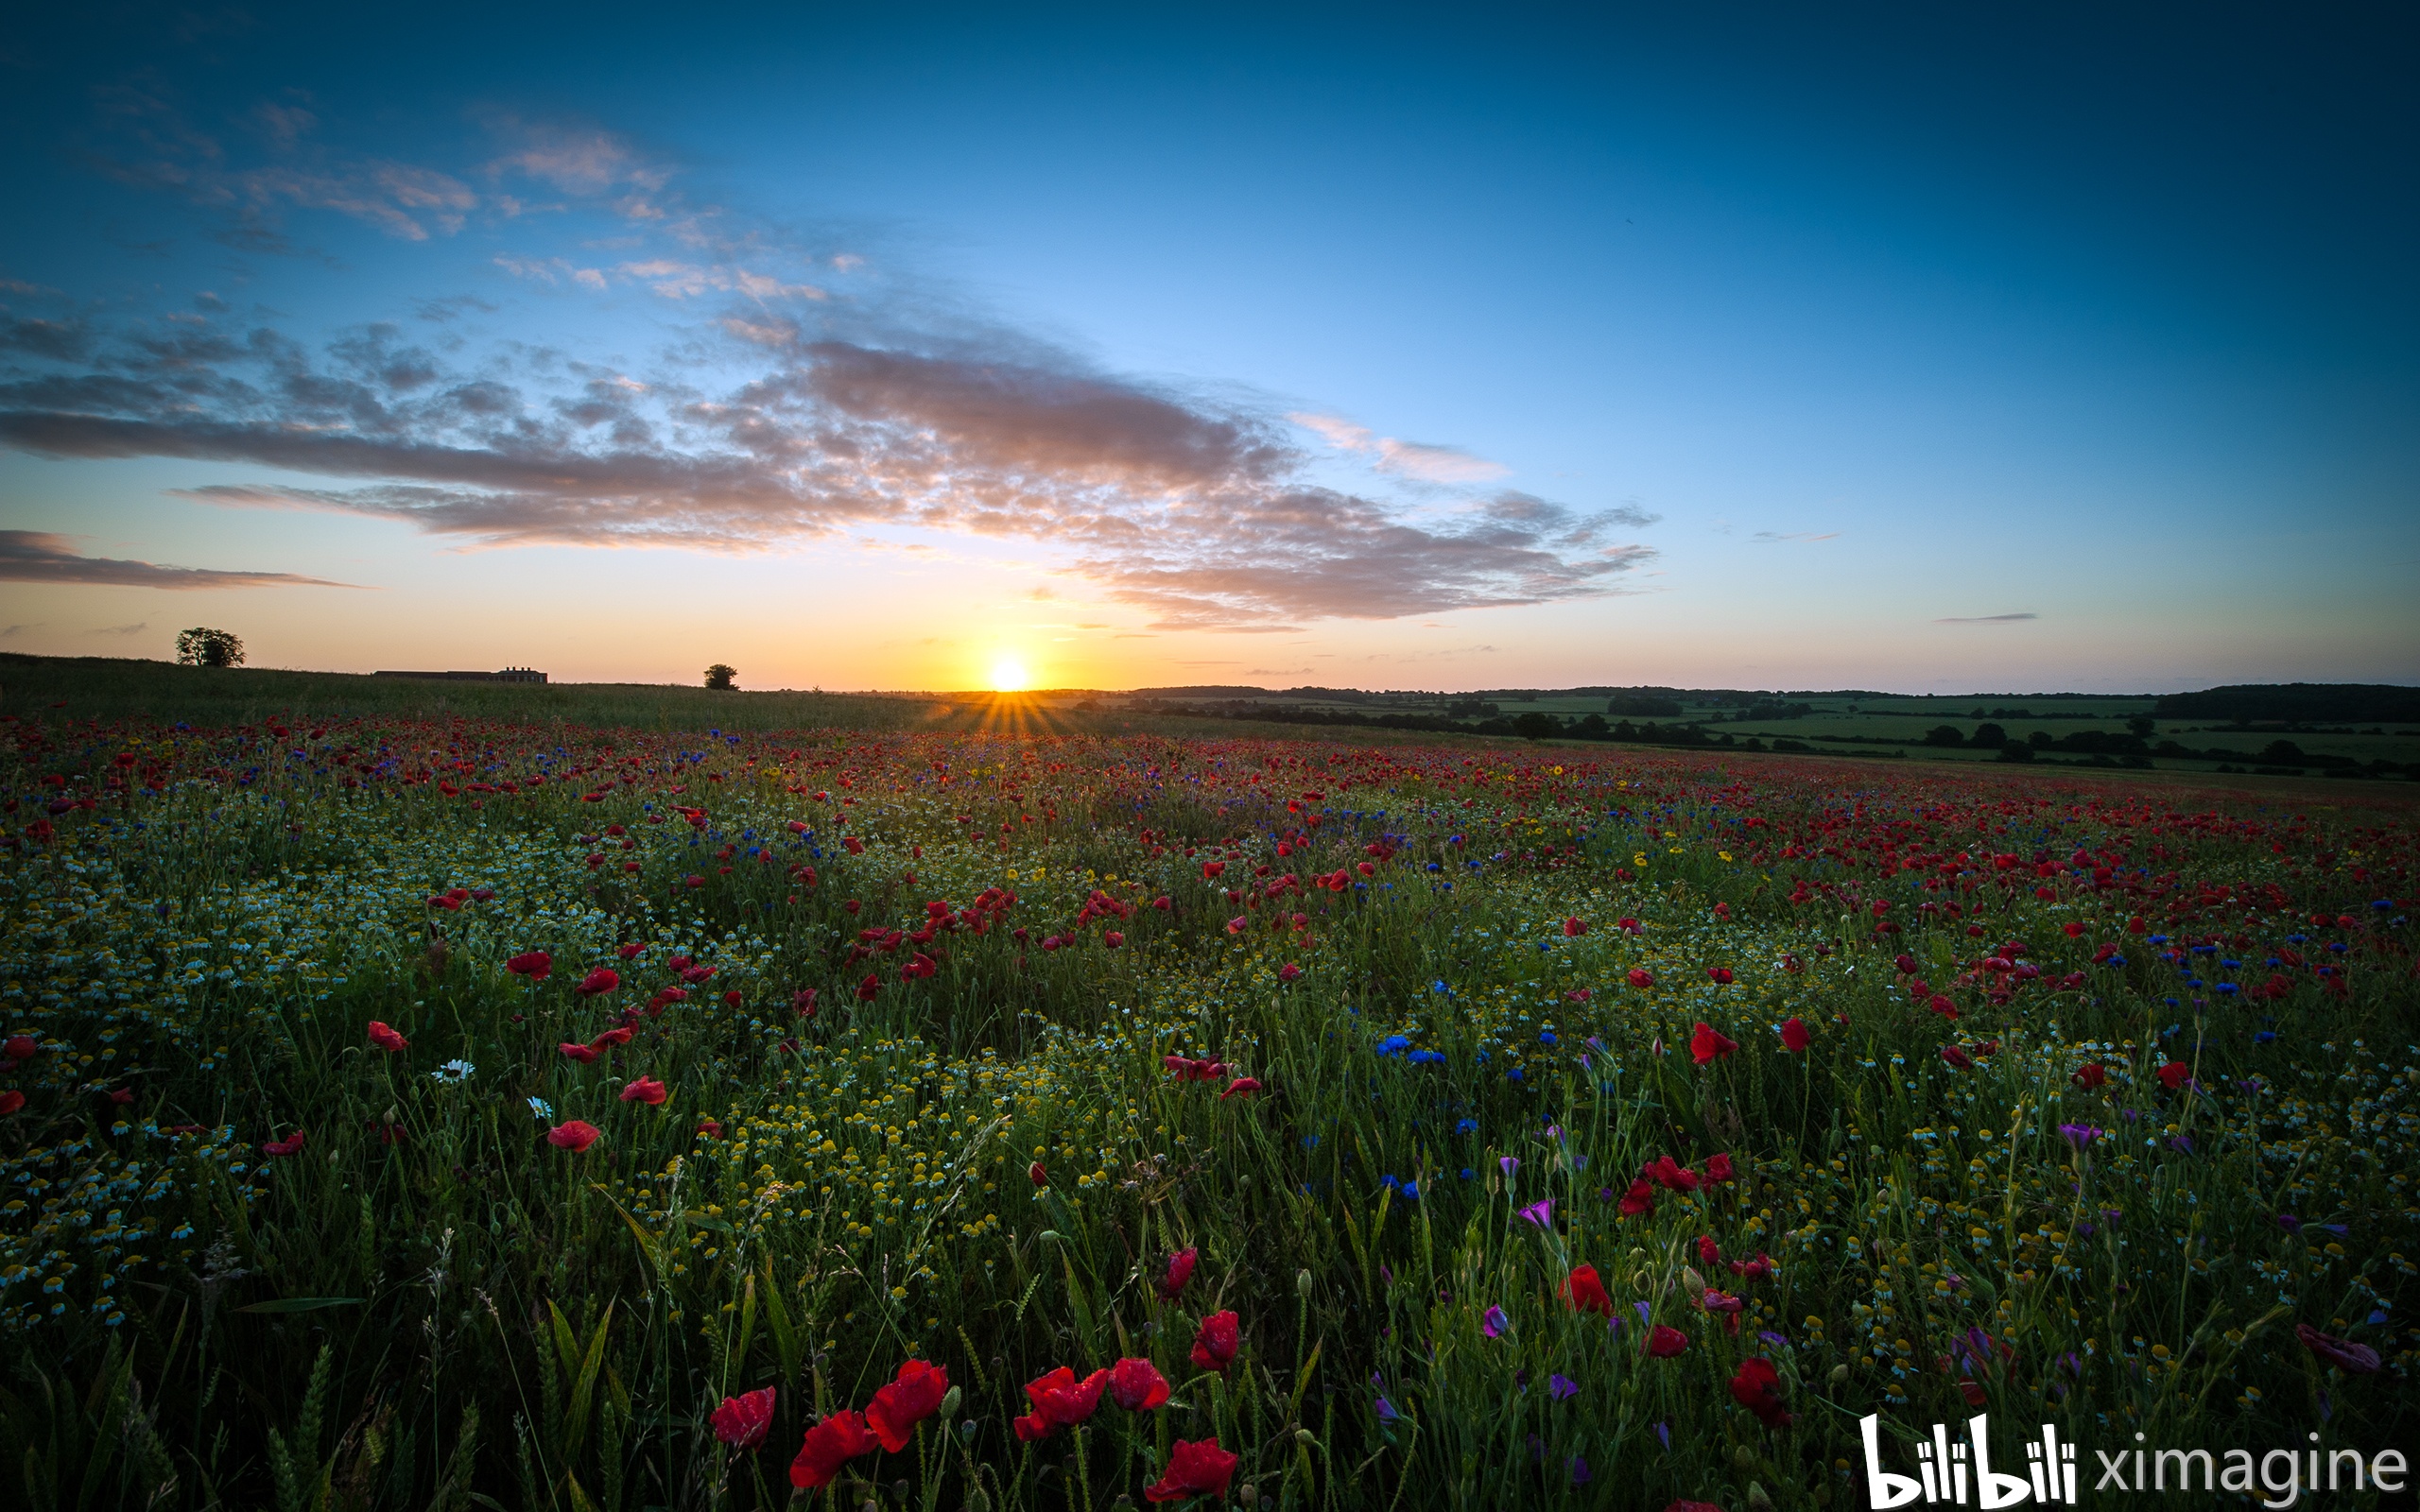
[1029,1161,1048,1188]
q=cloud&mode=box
[1293,411,1509,482]
[0,623,36,637]
[1934,612,2039,624]
[11,109,1660,629]
[1751,530,1841,543]
[0,530,361,589]
[90,621,148,635]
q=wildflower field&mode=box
[1,690,2414,1511]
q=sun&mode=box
[989,656,1029,693]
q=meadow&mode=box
[1,667,2414,1511]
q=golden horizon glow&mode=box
[989,655,1030,692]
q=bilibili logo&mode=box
[1858,1415,2410,1508]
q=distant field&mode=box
[10,654,2415,788]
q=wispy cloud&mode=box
[1751,530,1841,543]
[1934,611,2039,624]
[90,621,148,635]
[0,622,36,638]
[1293,412,1512,483]
[5,103,1661,629]
[0,531,360,590]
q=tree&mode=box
[176,628,245,667]
[1921,725,1964,747]
[2126,715,2157,739]
[703,663,737,691]
[1512,712,1563,741]
[1969,723,2009,749]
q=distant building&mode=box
[374,666,549,683]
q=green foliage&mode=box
[0,705,2411,1509]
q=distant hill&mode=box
[2152,683,2420,725]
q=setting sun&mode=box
[989,655,1030,692]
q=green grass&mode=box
[0,668,2413,1510]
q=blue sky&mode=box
[1,1,2412,692]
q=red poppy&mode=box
[0,1090,23,1117]
[2294,1324,2381,1374]
[261,1130,307,1157]
[1705,1153,1736,1184]
[865,1359,949,1452]
[546,1120,601,1152]
[560,1042,600,1063]
[1627,967,1655,989]
[790,1409,879,1489]
[1201,860,1225,879]
[1562,917,1587,936]
[4,1034,37,1062]
[697,1117,723,1139]
[1618,1178,1655,1217]
[575,968,619,997]
[2073,1062,2106,1090]
[1690,1022,1737,1064]
[1706,967,1733,985]
[712,1386,776,1449]
[1145,1437,1239,1504]
[1647,1156,1699,1193]
[1728,1357,1793,1428]
[1729,1252,1775,1281]
[1189,1310,1240,1373]
[1220,1077,1262,1101]
[1161,1246,1199,1299]
[2156,1061,2191,1090]
[1013,1366,1110,1440]
[1103,931,1125,949]
[367,1021,409,1053]
[592,1026,634,1049]
[506,951,553,981]
[1110,1356,1172,1411]
[1668,1501,1724,1512]
[1941,1044,1972,1070]
[1647,1325,1689,1358]
[1780,1017,1810,1052]
[856,973,881,1003]
[1029,1161,1048,1187]
[617,942,647,960]
[620,1076,668,1105]
[1563,1263,1613,1315]
[1276,962,1301,982]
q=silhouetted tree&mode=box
[176,628,245,667]
[703,663,737,691]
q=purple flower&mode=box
[2277,1213,2302,1233]
[1758,1330,1789,1349]
[1634,1301,1652,1325]
[1653,1421,1670,1451]
[2058,1123,2101,1150]
[1549,1373,1578,1401]
[1518,1198,1555,1228]
[1482,1305,1509,1339]
[1500,1155,1521,1177]
[1569,1455,1592,1486]
[1375,1396,1400,1424]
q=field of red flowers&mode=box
[1,704,2412,1509]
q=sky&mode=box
[1,1,2414,695]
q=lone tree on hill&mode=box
[703,663,737,691]
[176,627,245,667]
